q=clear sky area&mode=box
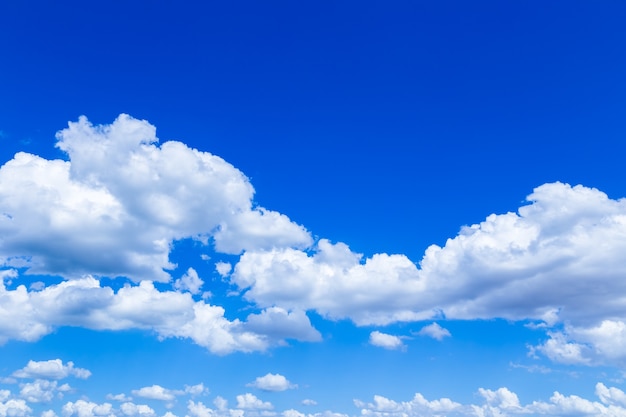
[1,2,626,416]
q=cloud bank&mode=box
[1,114,626,365]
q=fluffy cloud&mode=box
[247,374,296,392]
[368,331,404,350]
[0,114,311,282]
[236,394,273,410]
[132,386,178,402]
[119,402,156,417]
[0,399,31,417]
[231,183,626,364]
[355,392,461,417]
[19,379,69,403]
[13,359,91,380]
[62,400,114,417]
[244,308,321,344]
[173,268,204,295]
[416,323,451,341]
[354,384,626,417]
[0,276,274,354]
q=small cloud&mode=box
[215,262,232,277]
[13,360,91,380]
[416,323,451,341]
[301,399,317,406]
[173,268,204,295]
[247,373,296,392]
[107,393,133,402]
[132,385,179,402]
[236,393,273,410]
[369,331,405,350]
[184,383,208,396]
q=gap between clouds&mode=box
[1,115,626,364]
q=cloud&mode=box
[19,379,69,403]
[0,114,311,282]
[119,403,156,417]
[13,359,91,380]
[368,331,404,350]
[107,394,133,402]
[236,394,273,410]
[173,268,204,295]
[300,400,317,406]
[0,399,31,417]
[354,384,626,417]
[244,308,321,344]
[132,386,178,402]
[247,374,296,392]
[0,277,269,354]
[215,262,232,278]
[62,400,113,417]
[230,182,626,364]
[416,323,450,341]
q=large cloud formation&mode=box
[1,114,626,365]
[0,114,311,282]
[232,182,626,364]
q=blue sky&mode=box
[1,1,626,416]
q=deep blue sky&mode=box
[1,2,626,417]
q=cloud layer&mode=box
[1,115,626,366]
[0,114,311,282]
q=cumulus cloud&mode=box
[247,374,296,392]
[0,276,270,354]
[173,268,204,295]
[19,379,69,403]
[62,400,114,417]
[132,386,178,402]
[354,384,626,417]
[13,359,91,380]
[0,398,31,417]
[0,114,311,282]
[369,331,404,350]
[236,394,273,410]
[231,182,626,364]
[119,402,156,417]
[244,308,321,344]
[416,323,450,341]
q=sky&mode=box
[1,1,626,416]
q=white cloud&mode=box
[0,114,311,282]
[416,323,450,341]
[236,394,273,410]
[0,392,8,403]
[120,403,156,417]
[215,262,232,278]
[174,268,204,295]
[132,386,178,402]
[187,400,243,417]
[300,400,317,406]
[19,380,67,403]
[0,276,270,354]
[247,374,296,392]
[13,359,91,380]
[230,183,626,364]
[184,384,208,396]
[353,384,626,417]
[106,394,133,402]
[0,399,31,417]
[61,400,113,417]
[244,308,321,344]
[369,331,404,350]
